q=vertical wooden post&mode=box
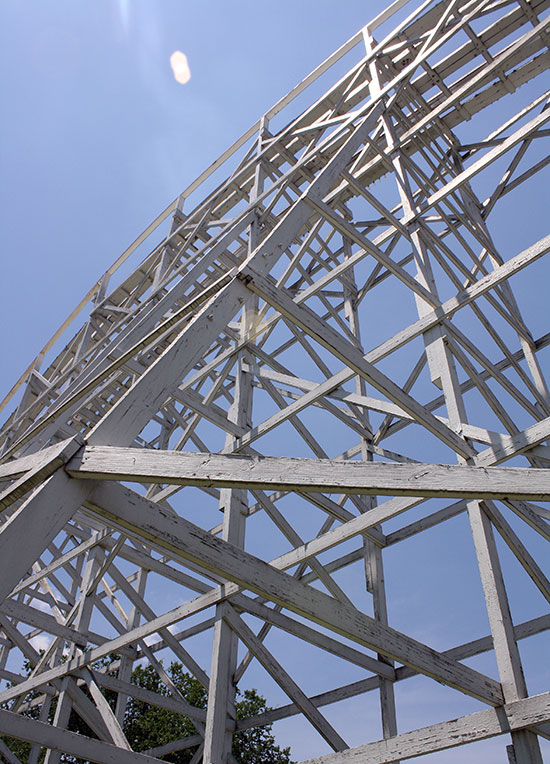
[468,502,543,763]
[343,235,398,743]
[203,118,267,764]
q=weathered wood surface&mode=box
[84,481,504,706]
[0,437,83,482]
[0,707,166,764]
[474,416,550,466]
[298,692,550,763]
[0,436,83,511]
[224,603,348,751]
[67,446,550,500]
[0,1,549,761]
[0,471,91,605]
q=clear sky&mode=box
[0,2,549,762]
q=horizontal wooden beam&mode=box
[298,692,550,764]
[67,447,550,501]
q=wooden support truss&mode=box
[1,0,549,761]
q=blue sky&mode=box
[0,0,389,396]
[1,2,549,761]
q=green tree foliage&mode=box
[123,662,204,759]
[231,687,292,764]
[2,658,293,764]
[125,662,292,763]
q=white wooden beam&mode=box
[0,471,92,605]
[67,447,550,501]
[0,436,83,511]
[83,480,504,706]
[235,593,396,680]
[474,417,550,466]
[298,692,550,764]
[468,501,544,763]
[223,603,348,751]
[0,707,165,764]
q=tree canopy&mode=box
[125,662,293,763]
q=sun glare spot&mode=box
[118,0,130,33]
[170,51,191,84]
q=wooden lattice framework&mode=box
[1,0,550,761]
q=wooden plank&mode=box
[467,502,545,764]
[0,471,91,606]
[298,692,550,764]
[467,502,530,697]
[474,417,550,466]
[0,738,23,764]
[0,436,83,511]
[0,438,82,482]
[235,594,396,679]
[270,496,421,572]
[68,446,550,501]
[84,669,132,750]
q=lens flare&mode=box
[170,51,191,84]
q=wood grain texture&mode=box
[68,446,550,500]
[299,693,550,763]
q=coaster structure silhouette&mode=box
[0,1,549,761]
